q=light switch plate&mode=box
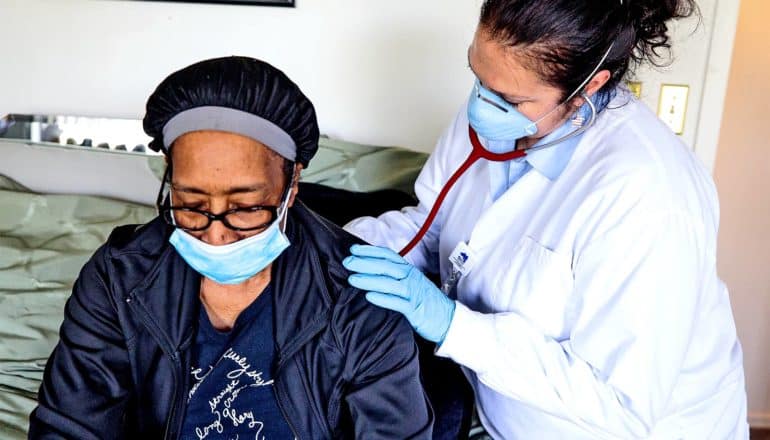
[657,84,689,135]
[626,81,642,99]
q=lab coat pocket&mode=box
[491,235,575,339]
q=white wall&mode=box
[0,0,724,157]
[0,0,483,152]
[631,4,707,150]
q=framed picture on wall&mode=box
[135,0,294,6]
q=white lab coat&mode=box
[345,90,748,439]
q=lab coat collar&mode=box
[523,121,581,181]
[524,94,614,181]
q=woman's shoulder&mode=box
[583,93,690,167]
[576,94,713,195]
[564,93,720,232]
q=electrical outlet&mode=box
[657,84,689,135]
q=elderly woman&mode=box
[29,57,432,440]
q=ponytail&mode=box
[626,0,699,67]
[479,0,700,99]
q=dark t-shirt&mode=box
[180,286,295,440]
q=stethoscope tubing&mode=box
[398,96,596,257]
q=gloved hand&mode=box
[343,244,456,344]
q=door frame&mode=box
[693,0,742,173]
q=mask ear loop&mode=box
[156,162,183,228]
[523,92,596,154]
[277,165,297,231]
[156,162,172,212]
[522,41,614,147]
[563,41,615,104]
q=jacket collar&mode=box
[126,203,334,360]
[270,203,334,363]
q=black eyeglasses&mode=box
[160,205,278,232]
[155,163,289,232]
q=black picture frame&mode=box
[136,0,294,6]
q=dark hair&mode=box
[479,0,699,101]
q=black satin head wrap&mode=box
[143,56,319,168]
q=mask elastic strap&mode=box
[277,166,296,231]
[529,41,615,128]
[563,41,615,103]
[156,162,173,211]
[169,191,178,227]
[524,92,597,155]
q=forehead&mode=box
[169,130,286,192]
[468,27,553,97]
[171,130,282,168]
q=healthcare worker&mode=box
[342,0,749,438]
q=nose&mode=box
[196,197,238,246]
[195,198,240,246]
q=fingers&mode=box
[349,244,406,264]
[342,255,411,279]
[348,274,409,299]
[365,292,413,315]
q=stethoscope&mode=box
[397,42,614,257]
[397,97,597,257]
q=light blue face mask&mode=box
[467,79,543,143]
[467,42,615,145]
[168,194,291,285]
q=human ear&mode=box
[571,69,612,107]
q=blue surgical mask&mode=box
[467,79,542,143]
[467,42,615,145]
[169,195,291,285]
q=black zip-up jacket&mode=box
[29,202,433,439]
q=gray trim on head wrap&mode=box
[162,106,297,161]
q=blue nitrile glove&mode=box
[343,244,456,344]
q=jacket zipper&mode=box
[163,359,183,440]
[273,368,301,440]
[270,248,337,440]
[271,313,334,440]
[125,295,183,440]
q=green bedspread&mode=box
[0,176,156,438]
